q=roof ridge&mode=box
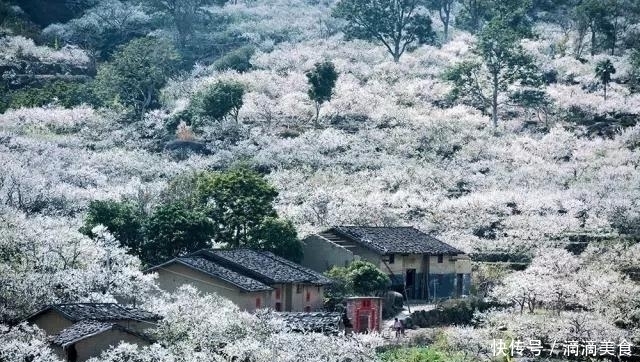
[174,256,272,292]
[259,250,331,283]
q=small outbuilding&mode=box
[50,320,152,362]
[345,297,383,333]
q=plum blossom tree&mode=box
[90,286,384,361]
[0,323,62,362]
[0,210,156,322]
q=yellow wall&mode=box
[455,258,472,274]
[74,329,150,362]
[301,235,355,272]
[379,254,427,274]
[31,311,74,335]
[154,263,271,312]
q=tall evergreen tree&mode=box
[595,59,616,100]
[306,61,338,126]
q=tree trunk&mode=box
[590,22,597,56]
[491,73,499,128]
[314,101,320,127]
[443,17,449,42]
[604,82,607,101]
[393,40,401,62]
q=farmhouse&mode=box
[26,303,159,362]
[301,226,471,300]
[147,248,333,312]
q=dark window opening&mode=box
[275,302,282,311]
[296,284,303,294]
[405,269,416,287]
[304,306,311,312]
[388,254,395,264]
[437,255,444,263]
[67,345,78,362]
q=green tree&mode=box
[456,0,532,35]
[509,88,552,127]
[213,45,255,72]
[333,0,436,62]
[574,0,608,56]
[195,167,278,248]
[192,81,245,123]
[630,49,640,93]
[250,217,303,263]
[81,200,145,255]
[595,58,616,100]
[325,260,391,297]
[306,61,338,126]
[456,0,492,33]
[425,0,455,41]
[144,0,216,49]
[93,37,180,120]
[572,0,639,56]
[143,202,214,265]
[445,18,539,127]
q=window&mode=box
[306,291,311,302]
[275,288,281,300]
[255,297,261,309]
[437,255,444,263]
[388,254,395,264]
[296,284,303,294]
[275,302,282,311]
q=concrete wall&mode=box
[155,263,271,312]
[31,311,74,335]
[301,235,355,272]
[73,329,150,362]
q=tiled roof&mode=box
[28,303,160,323]
[203,249,332,285]
[277,312,344,334]
[51,321,150,347]
[332,226,462,255]
[176,257,273,292]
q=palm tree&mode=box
[595,59,616,101]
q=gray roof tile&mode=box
[51,321,150,347]
[177,256,273,292]
[200,249,332,285]
[29,303,160,323]
[277,312,344,334]
[332,226,462,255]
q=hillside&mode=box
[1,0,639,360]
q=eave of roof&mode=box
[51,321,152,348]
[195,249,333,285]
[25,303,161,324]
[145,257,273,292]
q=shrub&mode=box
[192,81,245,123]
[2,80,92,110]
[410,298,499,328]
[213,45,255,72]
